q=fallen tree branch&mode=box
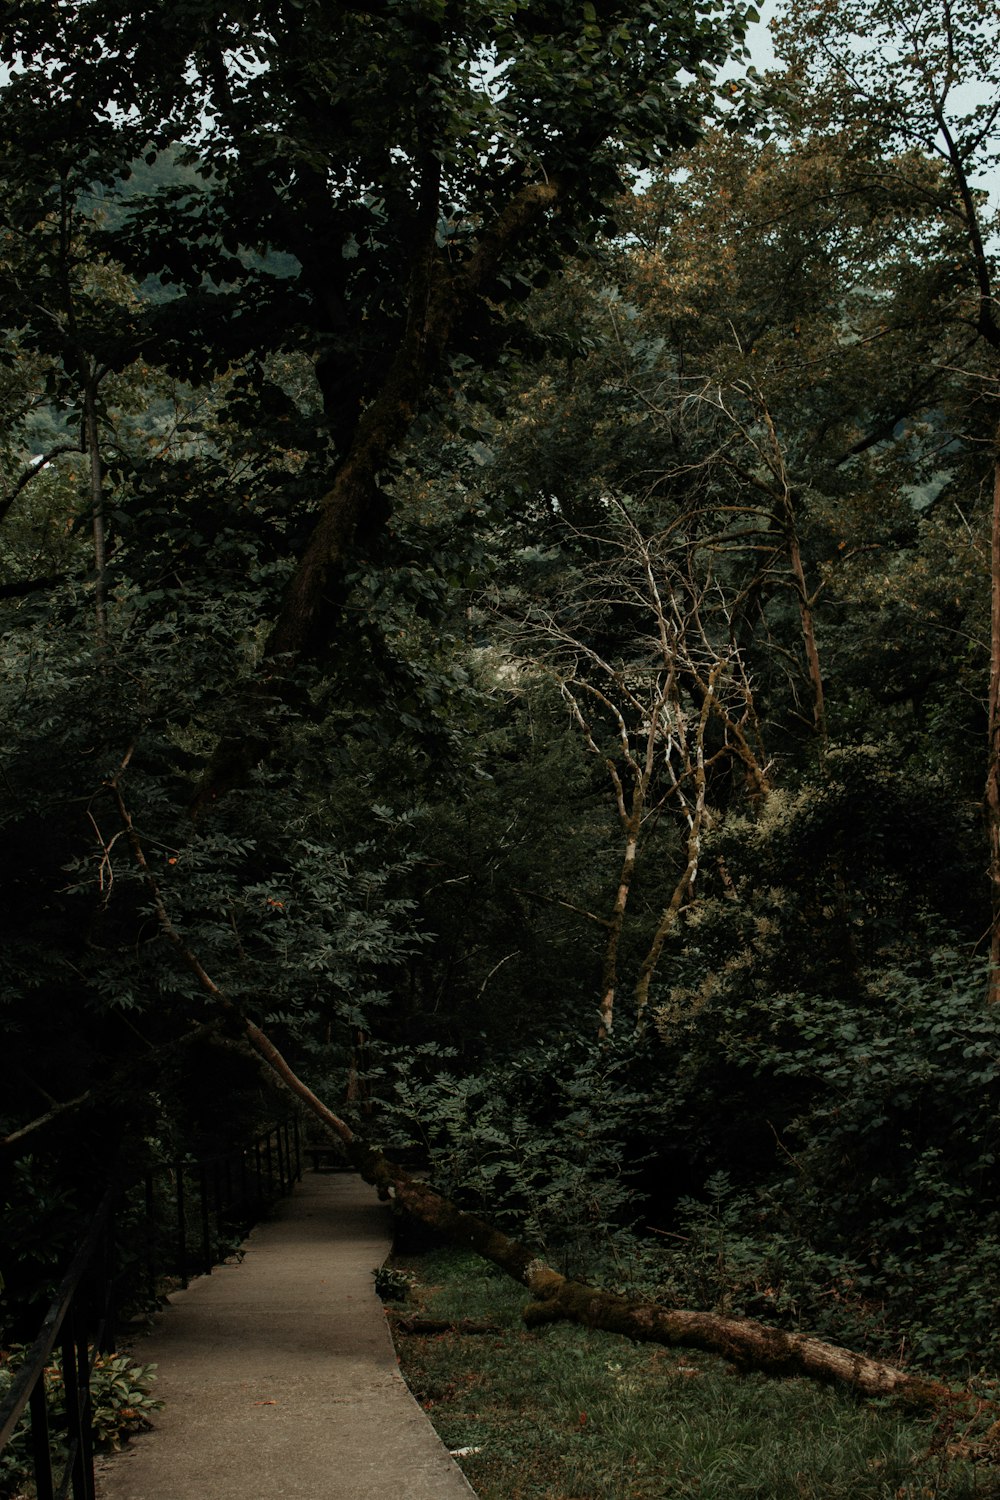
[1,1089,94,1149]
[387,1314,506,1337]
[108,761,979,1415]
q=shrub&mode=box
[376,1038,647,1274]
[653,942,1000,1371]
[0,1346,162,1498]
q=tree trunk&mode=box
[785,519,827,749]
[83,373,108,651]
[599,810,640,1037]
[633,753,707,1022]
[190,178,560,814]
[987,425,1000,1003]
[758,400,827,750]
[559,674,653,1038]
[516,1278,952,1409]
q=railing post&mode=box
[144,1172,157,1307]
[213,1159,224,1254]
[175,1167,189,1289]
[101,1196,118,1354]
[75,1326,96,1500]
[28,1379,55,1500]
[199,1162,212,1275]
[276,1125,287,1195]
[61,1312,94,1500]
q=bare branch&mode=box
[0,445,78,526]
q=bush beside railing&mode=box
[0,1118,301,1500]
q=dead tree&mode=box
[504,498,770,1035]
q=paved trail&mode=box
[97,1173,477,1500]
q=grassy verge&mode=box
[387,1247,1000,1500]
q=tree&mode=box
[486,117,975,751]
[457,111,988,1035]
[501,497,770,1036]
[770,0,1000,992]
[8,0,1000,1427]
[2,0,758,798]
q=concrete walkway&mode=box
[97,1173,477,1500]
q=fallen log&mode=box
[387,1314,506,1337]
[350,1156,954,1412]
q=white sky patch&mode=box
[730,0,999,221]
[744,0,777,71]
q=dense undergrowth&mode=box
[0,1348,162,1499]
[373,938,1000,1379]
[387,1248,1000,1500]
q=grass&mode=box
[387,1247,1000,1500]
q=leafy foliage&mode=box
[0,1347,162,1498]
[651,945,1000,1370]
[378,1039,646,1270]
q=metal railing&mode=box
[0,1190,114,1500]
[143,1117,301,1291]
[0,1118,301,1500]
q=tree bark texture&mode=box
[755,399,827,749]
[987,425,1000,1003]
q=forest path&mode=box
[96,1172,477,1500]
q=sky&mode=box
[736,0,999,220]
[745,0,777,71]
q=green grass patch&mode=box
[388,1248,1000,1500]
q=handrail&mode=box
[0,1189,112,1452]
[0,1116,302,1499]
